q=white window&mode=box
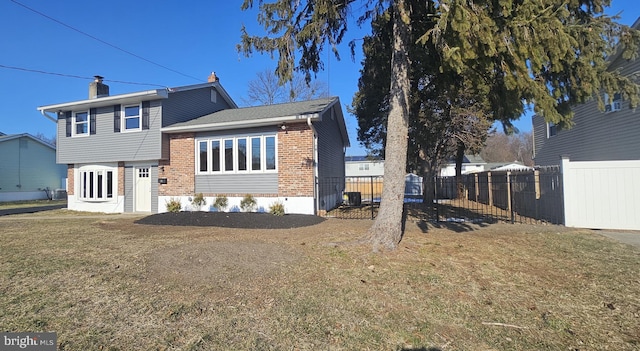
[547,122,559,138]
[196,134,277,174]
[359,163,370,171]
[78,168,115,201]
[74,111,89,136]
[123,105,141,131]
[604,92,622,112]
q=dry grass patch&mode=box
[0,215,638,350]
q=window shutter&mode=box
[65,111,72,137]
[142,101,150,130]
[90,108,97,135]
[113,105,121,132]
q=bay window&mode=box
[78,167,115,201]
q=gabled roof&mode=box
[605,16,640,65]
[37,81,237,117]
[0,133,56,150]
[162,97,350,146]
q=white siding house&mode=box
[345,156,384,177]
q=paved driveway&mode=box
[598,231,640,249]
[0,204,67,216]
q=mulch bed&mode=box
[134,211,326,229]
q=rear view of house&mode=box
[38,74,349,215]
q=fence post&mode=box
[370,176,374,220]
[507,171,514,223]
[487,172,493,207]
[474,173,479,202]
[434,176,439,222]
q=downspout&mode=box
[39,109,57,123]
[307,117,318,214]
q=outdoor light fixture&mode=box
[280,122,288,133]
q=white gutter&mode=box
[161,113,321,133]
[38,89,168,114]
[307,116,319,214]
[40,110,57,123]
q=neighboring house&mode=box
[532,18,640,166]
[530,17,640,231]
[484,162,533,172]
[345,156,384,177]
[38,74,349,215]
[0,133,67,202]
[439,154,487,176]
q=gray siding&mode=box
[57,100,163,164]
[151,165,159,213]
[124,165,134,212]
[0,137,66,192]
[314,105,347,211]
[315,105,346,179]
[533,54,640,166]
[162,86,233,127]
[196,173,278,194]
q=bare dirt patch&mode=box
[148,240,303,288]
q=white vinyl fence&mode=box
[561,156,640,230]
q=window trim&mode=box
[122,104,142,132]
[196,134,278,175]
[77,166,117,202]
[604,92,622,113]
[73,110,90,137]
[547,122,559,138]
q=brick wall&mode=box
[117,162,125,196]
[278,123,315,197]
[66,165,74,195]
[158,133,195,196]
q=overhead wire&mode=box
[0,64,167,88]
[10,0,203,83]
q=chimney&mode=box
[89,75,109,99]
[207,72,219,83]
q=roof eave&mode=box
[161,114,321,133]
[37,89,169,113]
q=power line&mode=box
[10,0,203,83]
[0,64,167,88]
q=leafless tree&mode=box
[243,69,328,106]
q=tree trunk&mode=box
[366,0,411,251]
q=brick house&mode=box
[38,74,349,215]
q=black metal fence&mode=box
[434,167,564,224]
[318,167,564,225]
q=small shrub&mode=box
[213,195,228,211]
[269,201,285,216]
[165,198,182,213]
[240,194,257,212]
[191,193,206,211]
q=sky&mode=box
[1,0,639,156]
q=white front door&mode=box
[135,167,151,212]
